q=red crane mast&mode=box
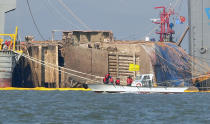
[153,6,175,42]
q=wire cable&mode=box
[57,0,90,30]
[26,0,46,41]
[14,50,100,83]
[46,0,80,29]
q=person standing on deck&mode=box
[103,77,108,84]
[105,73,111,79]
[115,78,120,85]
[103,73,111,84]
[127,76,133,86]
[109,77,114,84]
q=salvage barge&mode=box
[0,51,16,87]
[0,27,21,87]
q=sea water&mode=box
[0,91,209,124]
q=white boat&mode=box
[88,84,190,93]
[87,74,193,93]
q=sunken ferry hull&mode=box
[0,51,16,87]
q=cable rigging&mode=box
[14,49,210,86]
[57,0,90,30]
[46,0,80,29]
[26,0,46,41]
[16,51,100,83]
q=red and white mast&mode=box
[153,6,175,42]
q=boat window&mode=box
[143,76,149,80]
[135,76,142,80]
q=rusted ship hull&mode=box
[0,51,16,87]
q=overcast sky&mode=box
[5,0,189,51]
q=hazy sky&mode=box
[5,0,189,51]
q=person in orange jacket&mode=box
[127,76,133,86]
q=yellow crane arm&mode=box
[0,26,18,51]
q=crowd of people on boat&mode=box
[1,40,12,50]
[103,73,133,86]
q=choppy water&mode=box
[0,91,210,124]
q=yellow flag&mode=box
[129,64,140,71]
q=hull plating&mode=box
[0,51,16,87]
